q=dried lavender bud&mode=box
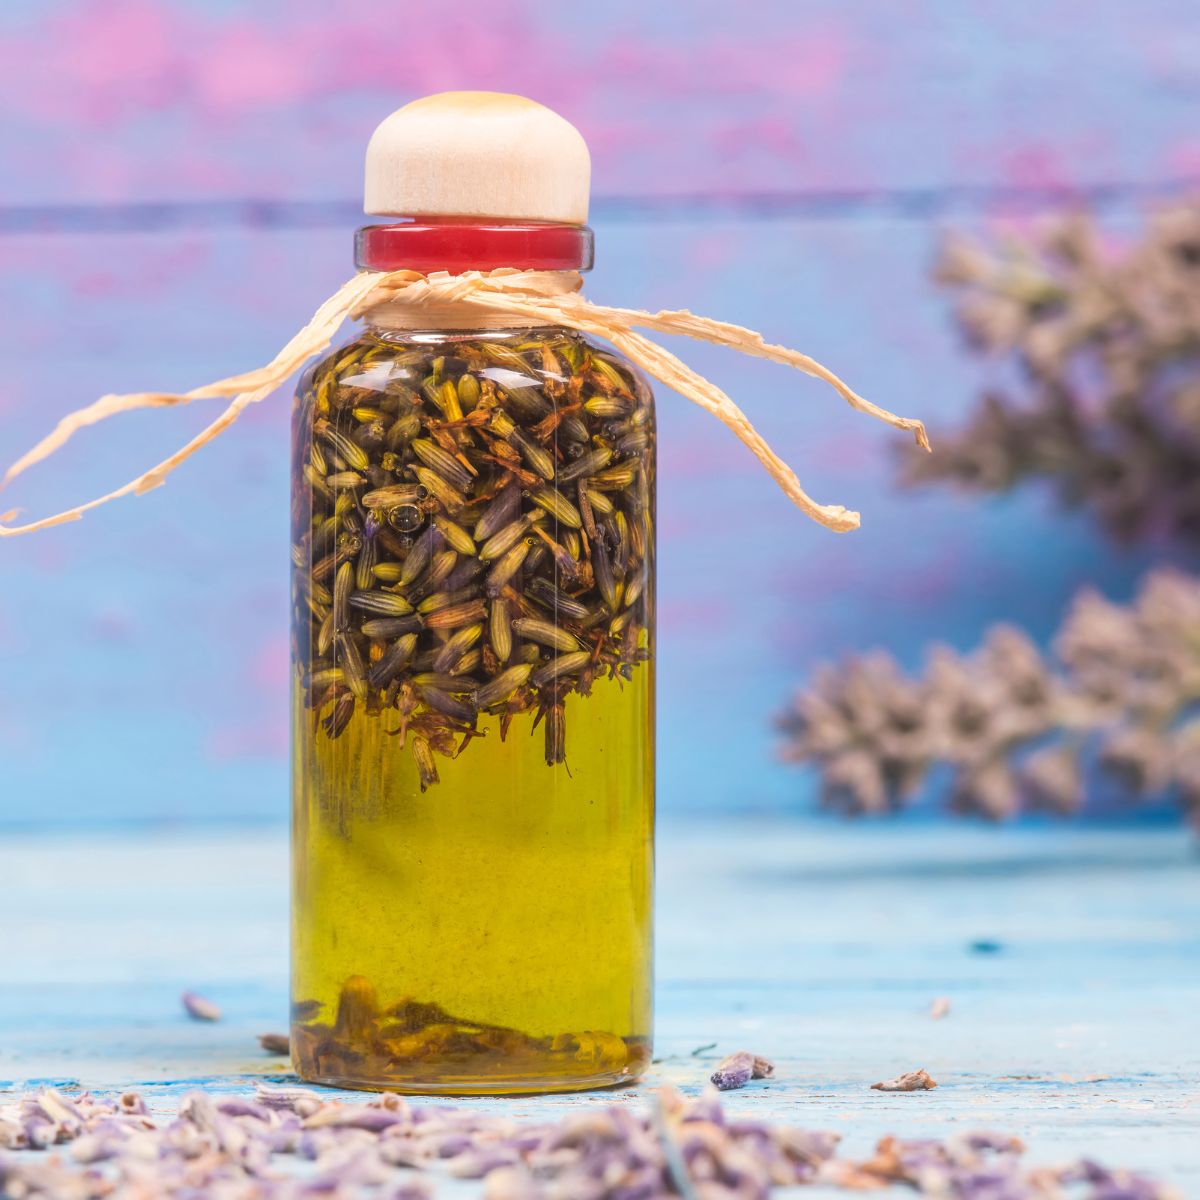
[450,648,481,676]
[433,514,476,556]
[929,997,951,1020]
[751,1056,777,1085]
[529,486,582,528]
[367,633,418,689]
[181,990,221,1021]
[557,446,613,483]
[711,1056,751,1091]
[348,589,414,616]
[302,1104,406,1131]
[510,617,581,653]
[479,515,534,562]
[254,1083,322,1112]
[258,1032,290,1055]
[413,438,475,491]
[423,599,487,630]
[531,650,591,688]
[543,700,566,765]
[710,1049,774,1091]
[486,539,531,592]
[473,485,520,542]
[871,1068,938,1092]
[476,665,534,709]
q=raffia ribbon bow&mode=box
[0,268,928,537]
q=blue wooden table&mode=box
[3,818,1197,1194]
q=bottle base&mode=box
[294,1064,647,1097]
[291,1018,652,1097]
[290,982,654,1097]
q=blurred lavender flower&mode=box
[778,569,1200,827]
[904,203,1200,545]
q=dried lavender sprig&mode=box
[778,568,1200,829]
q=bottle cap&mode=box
[364,92,591,225]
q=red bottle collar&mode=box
[355,221,594,275]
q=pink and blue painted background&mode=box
[2,0,1197,827]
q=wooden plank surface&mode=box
[2,0,1198,206]
[3,819,1197,1193]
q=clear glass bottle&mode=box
[289,220,655,1094]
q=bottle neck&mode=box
[364,278,580,332]
[355,219,594,275]
[356,219,591,332]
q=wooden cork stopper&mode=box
[364,92,591,225]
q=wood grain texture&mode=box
[1,0,1198,206]
[2,821,1197,1191]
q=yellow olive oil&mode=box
[291,663,654,1094]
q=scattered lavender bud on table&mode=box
[929,997,952,1019]
[872,1068,938,1092]
[751,1053,776,1078]
[180,990,222,1021]
[258,1032,290,1055]
[711,1049,775,1090]
[0,1082,1180,1198]
[711,1053,754,1090]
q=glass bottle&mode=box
[289,216,655,1094]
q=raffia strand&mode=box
[0,269,927,537]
